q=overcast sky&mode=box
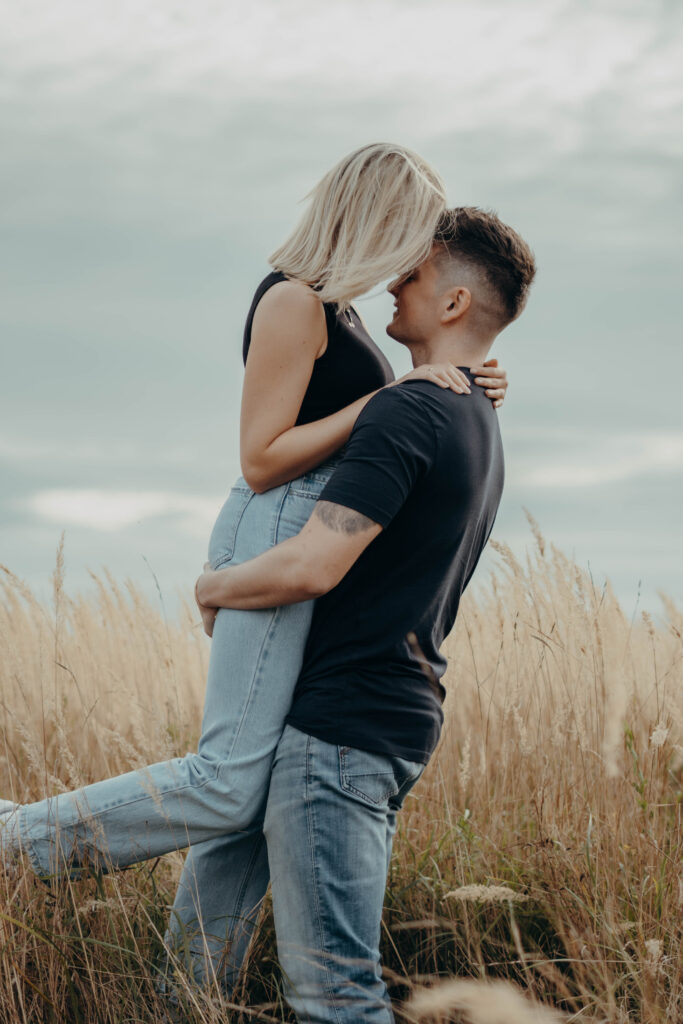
[1,0,681,614]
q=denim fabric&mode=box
[17,458,340,986]
[264,725,424,1024]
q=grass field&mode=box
[1,524,681,1023]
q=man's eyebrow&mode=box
[313,501,377,536]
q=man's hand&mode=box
[196,564,218,637]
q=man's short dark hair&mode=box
[433,207,536,327]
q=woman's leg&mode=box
[159,466,340,991]
[11,463,335,885]
[15,598,314,879]
[161,817,269,992]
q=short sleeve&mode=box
[318,385,437,527]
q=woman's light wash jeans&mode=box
[16,457,340,989]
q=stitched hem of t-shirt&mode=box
[284,718,434,766]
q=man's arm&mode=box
[196,384,437,626]
[196,501,382,614]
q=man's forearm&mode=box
[197,535,323,610]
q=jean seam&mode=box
[223,607,280,762]
[229,830,266,926]
[304,736,344,1024]
[216,831,266,971]
[338,781,393,806]
[211,554,233,570]
[275,481,329,544]
[22,767,223,876]
[288,488,325,499]
[212,490,254,566]
[215,485,293,763]
[271,483,291,548]
[345,772,396,778]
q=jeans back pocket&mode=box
[338,746,423,809]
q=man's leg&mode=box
[264,725,423,1024]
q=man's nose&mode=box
[387,277,401,296]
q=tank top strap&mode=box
[241,270,394,427]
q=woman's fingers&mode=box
[201,606,217,637]
[451,366,471,390]
[404,363,473,393]
[441,365,470,393]
[196,569,218,638]
[471,363,507,408]
[473,360,506,408]
[440,376,469,394]
[471,362,505,376]
[471,367,506,380]
[420,367,466,393]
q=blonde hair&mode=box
[269,143,447,308]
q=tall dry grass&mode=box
[0,522,681,1023]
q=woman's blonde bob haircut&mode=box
[270,143,447,308]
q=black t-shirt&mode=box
[286,375,505,764]
[242,271,394,424]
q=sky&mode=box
[1,0,682,616]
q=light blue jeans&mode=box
[264,725,424,1024]
[16,457,340,988]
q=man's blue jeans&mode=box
[264,725,424,1024]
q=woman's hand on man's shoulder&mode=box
[389,363,471,394]
[469,358,508,409]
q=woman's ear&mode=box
[442,286,471,324]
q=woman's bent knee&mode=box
[204,769,269,833]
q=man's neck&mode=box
[409,331,493,369]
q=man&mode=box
[197,207,536,1022]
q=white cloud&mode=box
[1,0,680,149]
[517,432,683,488]
[27,488,219,532]
[0,436,208,469]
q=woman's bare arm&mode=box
[239,281,381,492]
[239,283,472,492]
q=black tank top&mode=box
[242,271,395,426]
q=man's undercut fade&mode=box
[433,207,536,328]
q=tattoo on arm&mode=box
[313,501,377,536]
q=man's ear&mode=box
[441,286,471,325]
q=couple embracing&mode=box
[2,143,536,1022]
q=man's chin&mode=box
[385,320,407,344]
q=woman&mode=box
[1,143,507,993]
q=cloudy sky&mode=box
[1,0,681,614]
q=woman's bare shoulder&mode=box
[255,277,325,322]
